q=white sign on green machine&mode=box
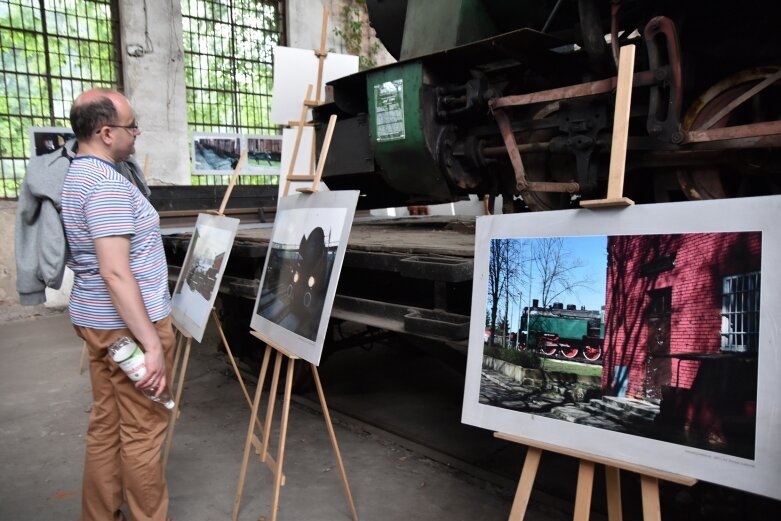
[374,79,405,142]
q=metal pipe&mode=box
[490,70,656,109]
[482,142,551,156]
[526,181,580,193]
[541,0,565,34]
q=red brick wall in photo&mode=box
[601,232,761,399]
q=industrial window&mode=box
[0,0,122,199]
[721,271,761,353]
[181,0,285,186]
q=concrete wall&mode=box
[0,202,16,303]
[117,0,190,186]
[287,0,394,66]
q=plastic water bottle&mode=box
[108,336,175,410]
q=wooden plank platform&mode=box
[235,216,478,258]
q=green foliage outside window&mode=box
[0,0,120,199]
[182,0,284,186]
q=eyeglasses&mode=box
[96,122,139,134]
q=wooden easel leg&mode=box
[312,365,359,521]
[640,476,662,521]
[262,351,284,458]
[605,466,623,521]
[162,336,192,469]
[509,446,542,521]
[573,460,595,521]
[233,345,272,521]
[211,309,252,406]
[169,331,186,395]
[270,357,296,521]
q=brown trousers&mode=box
[74,316,176,521]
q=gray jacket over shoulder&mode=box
[14,139,151,305]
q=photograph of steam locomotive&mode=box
[171,214,239,342]
[250,191,359,365]
[480,231,760,460]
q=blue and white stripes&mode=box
[61,156,171,328]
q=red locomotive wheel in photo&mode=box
[538,337,557,357]
[560,345,579,359]
[582,344,603,362]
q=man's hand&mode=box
[137,344,167,396]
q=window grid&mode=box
[721,271,761,352]
[182,0,284,186]
[0,0,122,199]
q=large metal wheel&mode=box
[677,67,781,199]
[582,343,602,362]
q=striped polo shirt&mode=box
[61,156,171,328]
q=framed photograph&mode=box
[462,196,781,500]
[250,190,359,365]
[171,213,240,342]
[245,135,282,176]
[192,133,241,175]
[28,126,74,157]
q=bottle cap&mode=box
[162,399,175,410]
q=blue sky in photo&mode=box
[505,235,608,332]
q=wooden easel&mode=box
[161,150,249,468]
[283,5,331,196]
[500,45,695,521]
[232,109,355,521]
[495,432,696,521]
[580,44,636,208]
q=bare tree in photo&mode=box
[531,238,594,308]
[487,239,525,347]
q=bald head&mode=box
[69,88,139,163]
[70,88,129,141]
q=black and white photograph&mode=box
[462,197,781,500]
[250,190,359,365]
[171,213,239,342]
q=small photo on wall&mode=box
[250,190,359,366]
[192,133,241,174]
[171,213,239,342]
[245,135,282,175]
[29,126,75,157]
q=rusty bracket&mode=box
[493,108,530,192]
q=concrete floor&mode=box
[0,310,566,521]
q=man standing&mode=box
[61,88,173,521]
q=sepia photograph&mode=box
[171,214,239,342]
[250,190,359,365]
[462,196,781,500]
